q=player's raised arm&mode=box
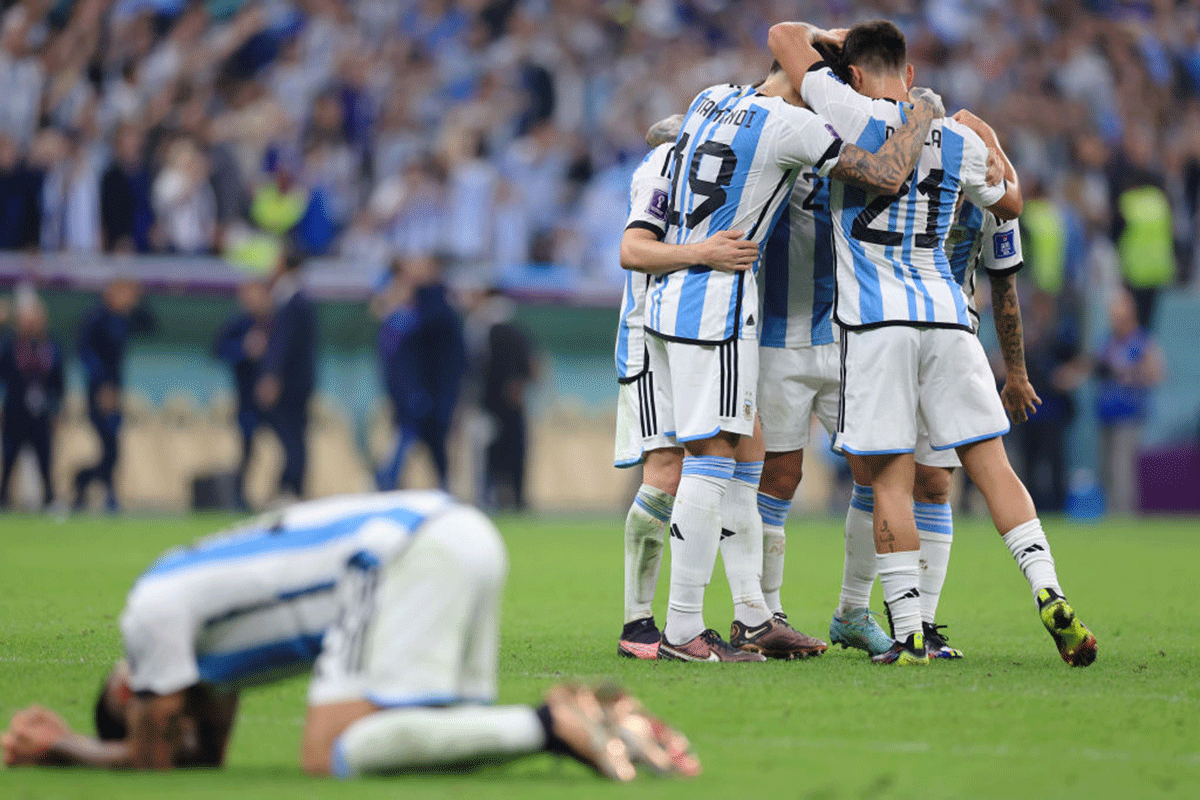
[827,91,940,195]
[767,21,841,92]
[620,228,759,275]
[953,109,1022,219]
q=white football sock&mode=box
[877,550,922,642]
[1002,518,1062,601]
[838,484,877,615]
[331,705,545,777]
[719,461,771,627]
[624,484,672,624]
[757,492,791,615]
[663,455,734,644]
[915,500,953,625]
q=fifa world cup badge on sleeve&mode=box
[649,189,669,221]
[993,229,1016,259]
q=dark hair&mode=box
[93,682,127,741]
[768,59,783,75]
[813,40,853,85]
[841,20,907,75]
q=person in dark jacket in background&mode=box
[213,280,272,510]
[0,290,64,509]
[256,252,316,500]
[99,122,154,254]
[473,289,536,512]
[0,133,42,251]
[1011,291,1084,512]
[73,279,156,513]
[375,255,466,491]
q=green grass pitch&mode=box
[1,511,1198,799]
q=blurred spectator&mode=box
[0,289,64,510]
[467,288,536,512]
[213,280,272,511]
[39,128,102,253]
[374,255,466,491]
[257,252,316,501]
[152,137,216,254]
[73,279,156,513]
[1009,291,1084,513]
[1110,124,1175,329]
[100,122,154,253]
[1096,288,1165,515]
[0,131,41,250]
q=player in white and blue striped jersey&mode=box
[1,492,690,780]
[771,20,1096,668]
[615,115,827,663]
[646,58,939,662]
[614,115,764,660]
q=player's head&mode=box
[93,661,133,741]
[645,114,683,148]
[841,20,913,94]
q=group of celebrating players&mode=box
[614,19,1099,668]
[1,15,1099,788]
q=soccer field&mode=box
[2,512,1198,799]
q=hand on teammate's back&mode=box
[908,87,944,118]
[1001,376,1042,424]
[695,229,759,272]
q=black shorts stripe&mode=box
[837,333,849,433]
[645,372,657,436]
[637,374,649,438]
[729,338,739,418]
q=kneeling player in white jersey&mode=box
[1,492,698,781]
[770,19,1097,666]
[646,53,939,661]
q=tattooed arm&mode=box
[829,97,937,195]
[990,272,1041,424]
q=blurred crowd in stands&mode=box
[0,0,1196,513]
[0,0,1194,289]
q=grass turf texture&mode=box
[1,513,1198,799]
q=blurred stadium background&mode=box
[0,0,1197,515]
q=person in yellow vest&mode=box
[1109,125,1175,329]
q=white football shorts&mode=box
[758,342,840,453]
[644,333,757,442]
[833,326,1009,457]
[613,369,680,468]
[308,505,506,708]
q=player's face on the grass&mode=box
[96,661,134,738]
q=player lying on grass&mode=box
[614,114,827,662]
[768,19,1097,666]
[2,491,698,781]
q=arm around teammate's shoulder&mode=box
[620,227,758,275]
[829,92,939,195]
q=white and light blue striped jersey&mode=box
[944,200,1025,332]
[119,491,457,695]
[759,170,838,349]
[801,67,1006,330]
[615,143,674,380]
[645,83,844,344]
